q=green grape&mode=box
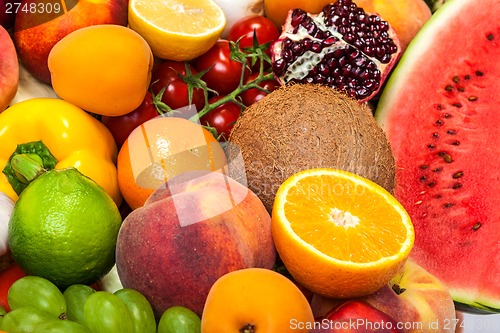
[1,307,57,333]
[0,306,6,328]
[64,284,96,325]
[114,288,156,333]
[35,319,92,333]
[83,291,135,333]
[7,276,66,318]
[157,306,201,333]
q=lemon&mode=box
[128,0,226,61]
[8,168,122,289]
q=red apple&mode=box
[311,260,457,333]
[311,300,403,333]
[0,25,18,111]
[312,260,457,333]
[13,0,128,83]
[0,0,16,30]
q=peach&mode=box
[0,25,18,112]
[353,0,432,52]
[115,171,277,317]
[13,0,128,83]
[311,260,457,333]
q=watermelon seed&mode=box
[452,76,460,83]
[443,113,452,118]
[457,86,465,92]
[427,182,436,187]
[437,152,453,163]
[447,129,457,135]
[419,164,429,169]
[427,144,435,149]
[464,74,471,80]
[486,33,494,41]
[450,140,460,146]
[415,200,423,205]
[435,104,445,110]
[432,132,440,138]
[392,284,406,295]
[468,96,478,102]
[475,70,484,76]
[435,194,442,199]
[419,176,427,182]
[445,85,453,92]
[435,119,444,126]
[453,171,463,179]
[433,167,443,172]
[453,183,462,189]
[472,222,482,231]
[451,102,462,108]
[443,202,454,208]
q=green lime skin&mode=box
[157,306,201,333]
[0,307,57,333]
[35,319,91,333]
[114,288,156,333]
[83,291,135,333]
[8,168,122,289]
[63,284,96,325]
[8,276,66,318]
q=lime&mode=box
[8,168,122,289]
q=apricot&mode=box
[201,268,315,333]
[353,0,432,52]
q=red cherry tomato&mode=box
[0,263,27,312]
[192,40,246,95]
[227,15,280,50]
[200,96,242,140]
[150,60,205,111]
[239,72,279,106]
[101,92,159,147]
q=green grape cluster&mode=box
[0,276,201,333]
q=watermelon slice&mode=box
[375,0,500,313]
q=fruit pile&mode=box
[0,0,498,332]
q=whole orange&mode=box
[353,0,432,52]
[117,117,228,210]
[48,25,154,117]
[201,268,315,333]
[264,0,333,28]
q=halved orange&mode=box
[128,0,226,61]
[272,168,414,299]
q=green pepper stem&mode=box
[11,154,46,184]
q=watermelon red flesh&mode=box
[375,0,500,312]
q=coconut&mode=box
[226,83,396,213]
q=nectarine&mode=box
[0,25,18,112]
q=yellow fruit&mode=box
[272,168,414,299]
[48,25,153,117]
[128,0,226,61]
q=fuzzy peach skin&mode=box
[312,260,457,333]
[115,171,277,318]
[0,25,18,112]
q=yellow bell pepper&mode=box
[0,98,122,205]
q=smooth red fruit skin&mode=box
[101,92,159,147]
[312,300,403,333]
[192,40,245,95]
[0,263,27,312]
[228,15,280,50]
[199,96,241,140]
[150,60,205,112]
[240,72,279,106]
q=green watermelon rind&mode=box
[374,0,500,313]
